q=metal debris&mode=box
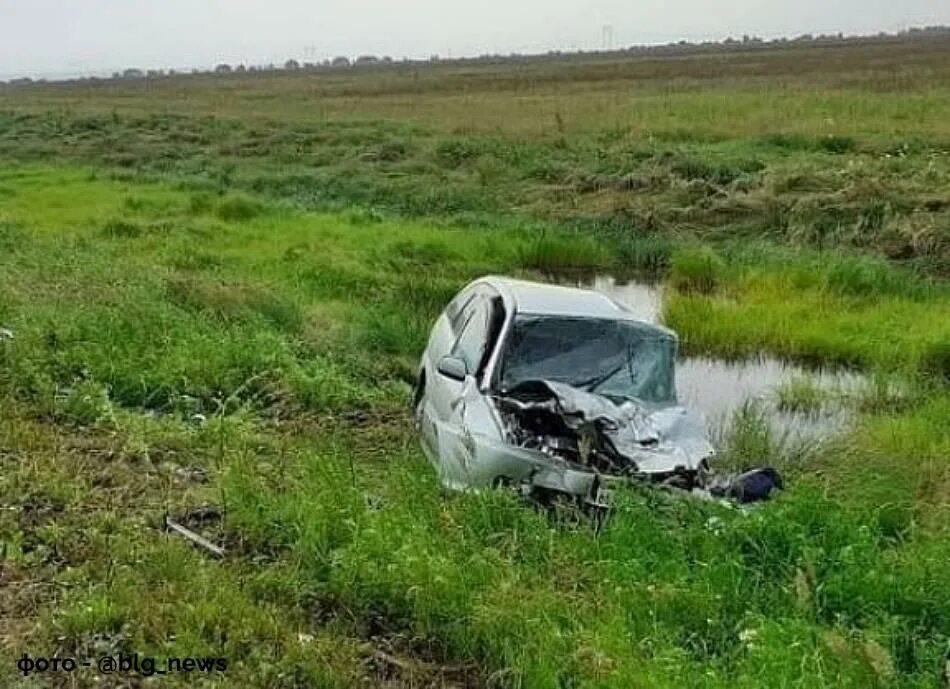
[164,516,225,558]
[497,379,712,480]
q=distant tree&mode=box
[355,55,379,66]
[123,68,144,79]
[10,77,33,86]
[284,59,301,70]
[112,72,122,79]
[214,64,232,74]
[381,56,393,64]
[331,56,350,68]
[235,64,247,73]
[146,69,164,78]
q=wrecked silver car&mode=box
[414,277,780,506]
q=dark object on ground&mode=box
[707,467,785,504]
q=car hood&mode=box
[495,379,715,475]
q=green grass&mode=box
[0,166,947,688]
[517,231,615,274]
[776,376,829,414]
[669,245,727,294]
[1,39,949,688]
[663,244,950,376]
[4,37,950,140]
[2,46,950,279]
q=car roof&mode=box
[478,276,676,338]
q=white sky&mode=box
[1,0,949,79]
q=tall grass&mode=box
[222,441,950,688]
[669,246,726,294]
[516,231,614,274]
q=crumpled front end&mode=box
[494,379,715,485]
[485,379,782,504]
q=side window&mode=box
[446,288,477,335]
[452,299,490,377]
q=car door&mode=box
[425,294,494,488]
[418,288,480,462]
[419,286,477,413]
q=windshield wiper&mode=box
[574,361,627,393]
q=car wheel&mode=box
[412,370,426,413]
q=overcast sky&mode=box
[1,0,949,79]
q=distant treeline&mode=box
[3,25,950,87]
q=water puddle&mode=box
[562,275,866,449]
[675,356,863,449]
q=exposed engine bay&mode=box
[495,379,783,504]
[497,380,668,476]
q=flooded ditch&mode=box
[570,275,866,451]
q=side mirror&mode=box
[437,356,468,382]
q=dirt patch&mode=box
[0,563,50,648]
[18,494,64,532]
[366,639,485,689]
[360,613,486,689]
[304,603,491,688]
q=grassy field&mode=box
[1,37,949,688]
